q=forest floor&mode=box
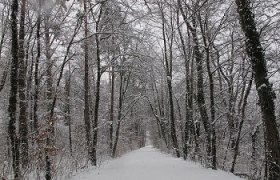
[70,146,243,180]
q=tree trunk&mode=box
[198,13,217,169]
[64,71,72,156]
[25,27,35,133]
[230,73,253,173]
[235,0,280,179]
[112,68,124,158]
[159,4,180,158]
[192,16,212,167]
[178,0,212,164]
[44,13,54,180]
[44,10,81,179]
[177,12,193,160]
[83,0,93,164]
[18,0,29,167]
[33,0,42,136]
[8,0,21,179]
[91,4,104,165]
[205,47,217,170]
[109,65,115,153]
[251,125,259,178]
[166,77,180,158]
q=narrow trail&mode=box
[71,146,242,180]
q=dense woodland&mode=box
[0,0,280,179]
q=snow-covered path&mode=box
[71,146,242,180]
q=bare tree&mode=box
[18,0,28,167]
[33,0,42,136]
[235,0,280,179]
[83,0,94,165]
[8,0,20,179]
[178,0,212,166]
[91,2,104,165]
[158,1,180,158]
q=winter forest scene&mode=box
[1,0,280,179]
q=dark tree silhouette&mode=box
[235,0,280,179]
[8,0,20,179]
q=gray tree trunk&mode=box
[83,0,94,164]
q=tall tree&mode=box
[158,2,180,158]
[91,2,104,165]
[44,3,54,179]
[64,70,73,156]
[83,0,94,164]
[33,0,42,135]
[109,63,115,153]
[8,0,20,179]
[112,64,125,158]
[178,0,212,166]
[18,0,28,167]
[198,8,217,169]
[235,0,280,179]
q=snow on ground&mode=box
[70,146,243,180]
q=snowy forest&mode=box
[0,0,280,179]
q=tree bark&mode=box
[235,0,280,179]
[18,0,29,167]
[44,12,53,180]
[109,65,115,153]
[192,12,212,167]
[177,12,193,160]
[251,125,259,178]
[205,47,217,170]
[112,69,124,158]
[159,4,180,158]
[178,0,212,165]
[34,0,42,136]
[197,12,217,169]
[91,3,104,165]
[64,71,72,156]
[83,0,93,164]
[8,0,21,179]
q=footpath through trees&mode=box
[71,146,242,180]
